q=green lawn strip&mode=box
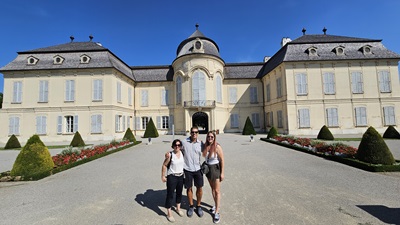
[260,138,400,172]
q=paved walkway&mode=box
[0,134,399,225]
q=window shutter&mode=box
[199,73,205,104]
[216,76,222,103]
[9,117,13,135]
[135,117,140,130]
[73,115,78,132]
[115,115,119,132]
[57,116,62,134]
[176,76,182,104]
[91,115,96,133]
[141,90,148,106]
[169,115,174,131]
[127,116,130,129]
[165,90,169,105]
[266,84,271,102]
[122,116,126,131]
[157,116,161,129]
[229,87,237,103]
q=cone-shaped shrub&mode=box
[356,126,395,165]
[242,116,256,135]
[143,118,159,138]
[123,128,136,142]
[317,125,334,140]
[11,135,54,178]
[382,125,400,139]
[4,134,21,149]
[267,127,278,139]
[70,131,85,147]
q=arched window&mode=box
[176,76,182,104]
[192,70,206,106]
[216,75,222,103]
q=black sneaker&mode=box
[187,207,194,217]
[196,206,204,217]
[213,213,220,223]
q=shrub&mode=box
[356,126,395,165]
[143,118,159,138]
[317,125,334,140]
[4,134,21,149]
[70,131,85,147]
[11,135,54,179]
[382,125,400,139]
[242,116,256,135]
[123,128,136,142]
[267,127,278,139]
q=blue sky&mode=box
[1,0,400,93]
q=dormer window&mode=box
[192,38,204,53]
[361,45,372,55]
[307,47,318,56]
[334,46,345,56]
[80,54,91,64]
[27,56,39,65]
[53,55,65,64]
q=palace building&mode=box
[1,26,399,143]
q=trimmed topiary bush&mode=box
[123,128,136,142]
[267,127,278,139]
[4,134,21,149]
[382,125,400,139]
[356,126,395,165]
[242,116,256,135]
[70,131,85,147]
[10,135,54,179]
[143,118,159,138]
[317,125,334,140]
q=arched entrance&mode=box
[192,112,208,134]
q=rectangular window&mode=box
[276,78,282,98]
[251,113,260,128]
[65,80,75,102]
[266,84,271,102]
[93,79,103,101]
[9,117,20,135]
[141,90,148,106]
[270,112,274,127]
[383,106,396,126]
[229,87,237,104]
[142,117,149,130]
[12,81,22,103]
[65,115,78,133]
[326,108,339,127]
[355,107,367,126]
[91,114,102,133]
[298,109,310,128]
[115,115,122,132]
[128,87,132,106]
[216,76,222,103]
[127,116,131,129]
[351,72,363,94]
[296,73,307,95]
[135,117,141,130]
[161,89,169,106]
[39,80,49,102]
[277,110,283,128]
[36,116,47,135]
[157,116,169,129]
[230,114,239,128]
[266,112,271,127]
[117,82,122,103]
[250,87,258,103]
[323,72,335,94]
[379,71,391,93]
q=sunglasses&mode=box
[191,131,199,134]
[173,144,181,147]
[207,136,214,138]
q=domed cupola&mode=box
[176,24,221,59]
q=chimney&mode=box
[281,37,292,47]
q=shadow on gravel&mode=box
[357,205,400,225]
[135,189,167,216]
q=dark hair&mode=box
[191,126,199,132]
[171,139,181,148]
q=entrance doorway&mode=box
[192,112,208,134]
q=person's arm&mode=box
[217,144,224,181]
[161,155,170,182]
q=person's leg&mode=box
[165,176,175,219]
[175,176,184,216]
[213,179,221,214]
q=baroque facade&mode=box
[1,26,400,143]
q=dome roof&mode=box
[176,24,221,59]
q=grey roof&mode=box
[224,63,264,79]
[132,65,174,82]
[176,28,220,59]
[0,42,133,79]
[259,34,400,77]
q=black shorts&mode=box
[206,163,221,181]
[184,169,204,189]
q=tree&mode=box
[382,125,400,139]
[242,116,256,135]
[123,128,136,142]
[4,134,22,149]
[317,125,334,140]
[267,127,278,139]
[356,126,395,165]
[143,118,159,138]
[70,131,85,147]
[11,135,54,179]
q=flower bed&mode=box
[261,136,400,172]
